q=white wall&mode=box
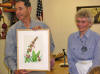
[0,40,9,74]
[30,0,37,20]
[43,0,100,54]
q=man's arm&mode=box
[4,29,17,71]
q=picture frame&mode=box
[17,29,50,71]
[77,6,100,24]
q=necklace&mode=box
[80,38,88,52]
[81,46,88,52]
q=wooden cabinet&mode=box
[0,0,16,12]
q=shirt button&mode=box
[73,48,75,50]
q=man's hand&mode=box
[14,70,32,74]
[32,26,42,30]
[50,54,55,70]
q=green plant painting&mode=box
[24,36,41,63]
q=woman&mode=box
[67,9,100,74]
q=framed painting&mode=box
[77,6,100,24]
[17,29,50,71]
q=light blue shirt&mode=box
[4,19,55,71]
[67,29,100,74]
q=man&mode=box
[4,0,55,74]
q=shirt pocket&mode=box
[86,45,95,57]
[71,44,82,53]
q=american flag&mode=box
[36,0,43,21]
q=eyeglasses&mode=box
[76,20,88,24]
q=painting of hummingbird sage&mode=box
[24,36,41,63]
[17,29,50,71]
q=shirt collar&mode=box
[20,19,33,28]
[75,29,91,39]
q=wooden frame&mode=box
[77,6,100,24]
[17,29,50,71]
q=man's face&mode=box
[15,1,31,21]
[76,17,91,33]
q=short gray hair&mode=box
[75,9,94,25]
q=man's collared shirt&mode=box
[5,19,55,71]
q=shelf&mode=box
[3,8,16,12]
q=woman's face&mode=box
[76,17,91,33]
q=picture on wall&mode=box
[17,29,50,71]
[77,6,100,24]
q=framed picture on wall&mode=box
[17,29,50,71]
[77,6,100,24]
